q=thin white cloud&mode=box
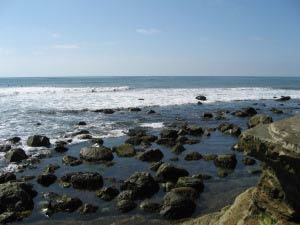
[51,44,80,49]
[136,28,161,35]
[51,33,61,39]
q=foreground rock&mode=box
[27,135,50,147]
[247,114,273,128]
[183,116,300,225]
[0,172,16,184]
[0,182,37,222]
[96,186,119,201]
[5,148,28,163]
[80,146,114,162]
[121,172,159,198]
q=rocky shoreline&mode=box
[0,96,298,224]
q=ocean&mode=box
[0,76,299,224]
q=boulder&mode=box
[195,95,207,101]
[140,200,161,213]
[156,163,189,182]
[79,204,98,214]
[7,137,21,144]
[184,152,202,161]
[115,144,136,157]
[149,161,163,171]
[160,129,178,139]
[242,157,256,166]
[160,188,196,219]
[276,96,291,101]
[77,121,87,126]
[233,107,257,117]
[37,173,57,187]
[90,138,104,145]
[156,138,176,147]
[247,114,273,128]
[213,154,237,169]
[186,125,204,136]
[27,135,50,147]
[136,149,164,162]
[117,199,137,212]
[175,177,204,192]
[0,172,16,184]
[172,144,186,154]
[80,146,114,162]
[218,123,241,137]
[96,186,119,201]
[121,172,159,198]
[125,136,142,145]
[5,148,28,163]
[0,144,11,152]
[203,112,213,118]
[61,172,103,190]
[44,164,60,174]
[62,155,82,166]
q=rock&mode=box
[80,203,98,214]
[61,172,103,190]
[184,152,202,161]
[242,157,256,166]
[149,161,163,171]
[160,188,196,219]
[96,186,120,201]
[115,144,136,157]
[77,134,92,139]
[185,139,201,145]
[77,121,87,126]
[203,112,213,118]
[214,154,237,169]
[196,95,207,101]
[160,129,178,139]
[93,108,115,114]
[141,135,158,143]
[62,155,82,166]
[90,138,104,145]
[137,149,164,162]
[156,163,189,182]
[125,136,142,145]
[176,136,189,144]
[175,177,204,192]
[276,96,291,101]
[156,138,176,147]
[80,146,114,162]
[121,172,159,199]
[140,200,161,213]
[171,187,199,200]
[233,107,257,117]
[54,143,68,152]
[192,174,212,180]
[116,190,137,201]
[0,144,11,152]
[218,123,241,136]
[42,193,82,215]
[117,199,137,212]
[0,182,37,218]
[148,110,156,114]
[186,125,204,136]
[248,114,273,128]
[203,154,217,161]
[128,107,141,112]
[27,135,50,147]
[7,137,21,144]
[127,128,147,137]
[0,212,18,224]
[217,169,229,178]
[5,148,28,163]
[162,182,176,192]
[271,107,283,114]
[37,173,57,187]
[172,144,186,154]
[44,164,60,174]
[0,172,16,184]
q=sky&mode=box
[0,0,299,77]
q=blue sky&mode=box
[0,0,299,77]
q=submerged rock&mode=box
[61,172,103,190]
[121,172,159,199]
[37,173,57,187]
[80,146,114,162]
[62,155,82,166]
[247,114,273,128]
[218,123,241,137]
[175,177,204,192]
[184,152,202,161]
[27,135,50,147]
[172,144,186,154]
[233,107,257,117]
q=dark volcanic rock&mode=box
[184,152,202,161]
[195,95,207,101]
[156,163,189,182]
[54,143,68,152]
[0,172,16,184]
[0,144,11,152]
[136,149,164,162]
[121,172,159,198]
[203,112,213,118]
[27,135,50,147]
[233,107,257,117]
[128,107,141,112]
[5,148,28,163]
[247,114,273,128]
[96,186,120,201]
[61,172,103,190]
[7,137,21,144]
[93,108,115,114]
[160,188,196,219]
[115,144,136,157]
[80,146,114,162]
[276,96,291,101]
[213,154,237,169]
[77,121,87,126]
[37,173,57,187]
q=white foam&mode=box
[140,122,164,129]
